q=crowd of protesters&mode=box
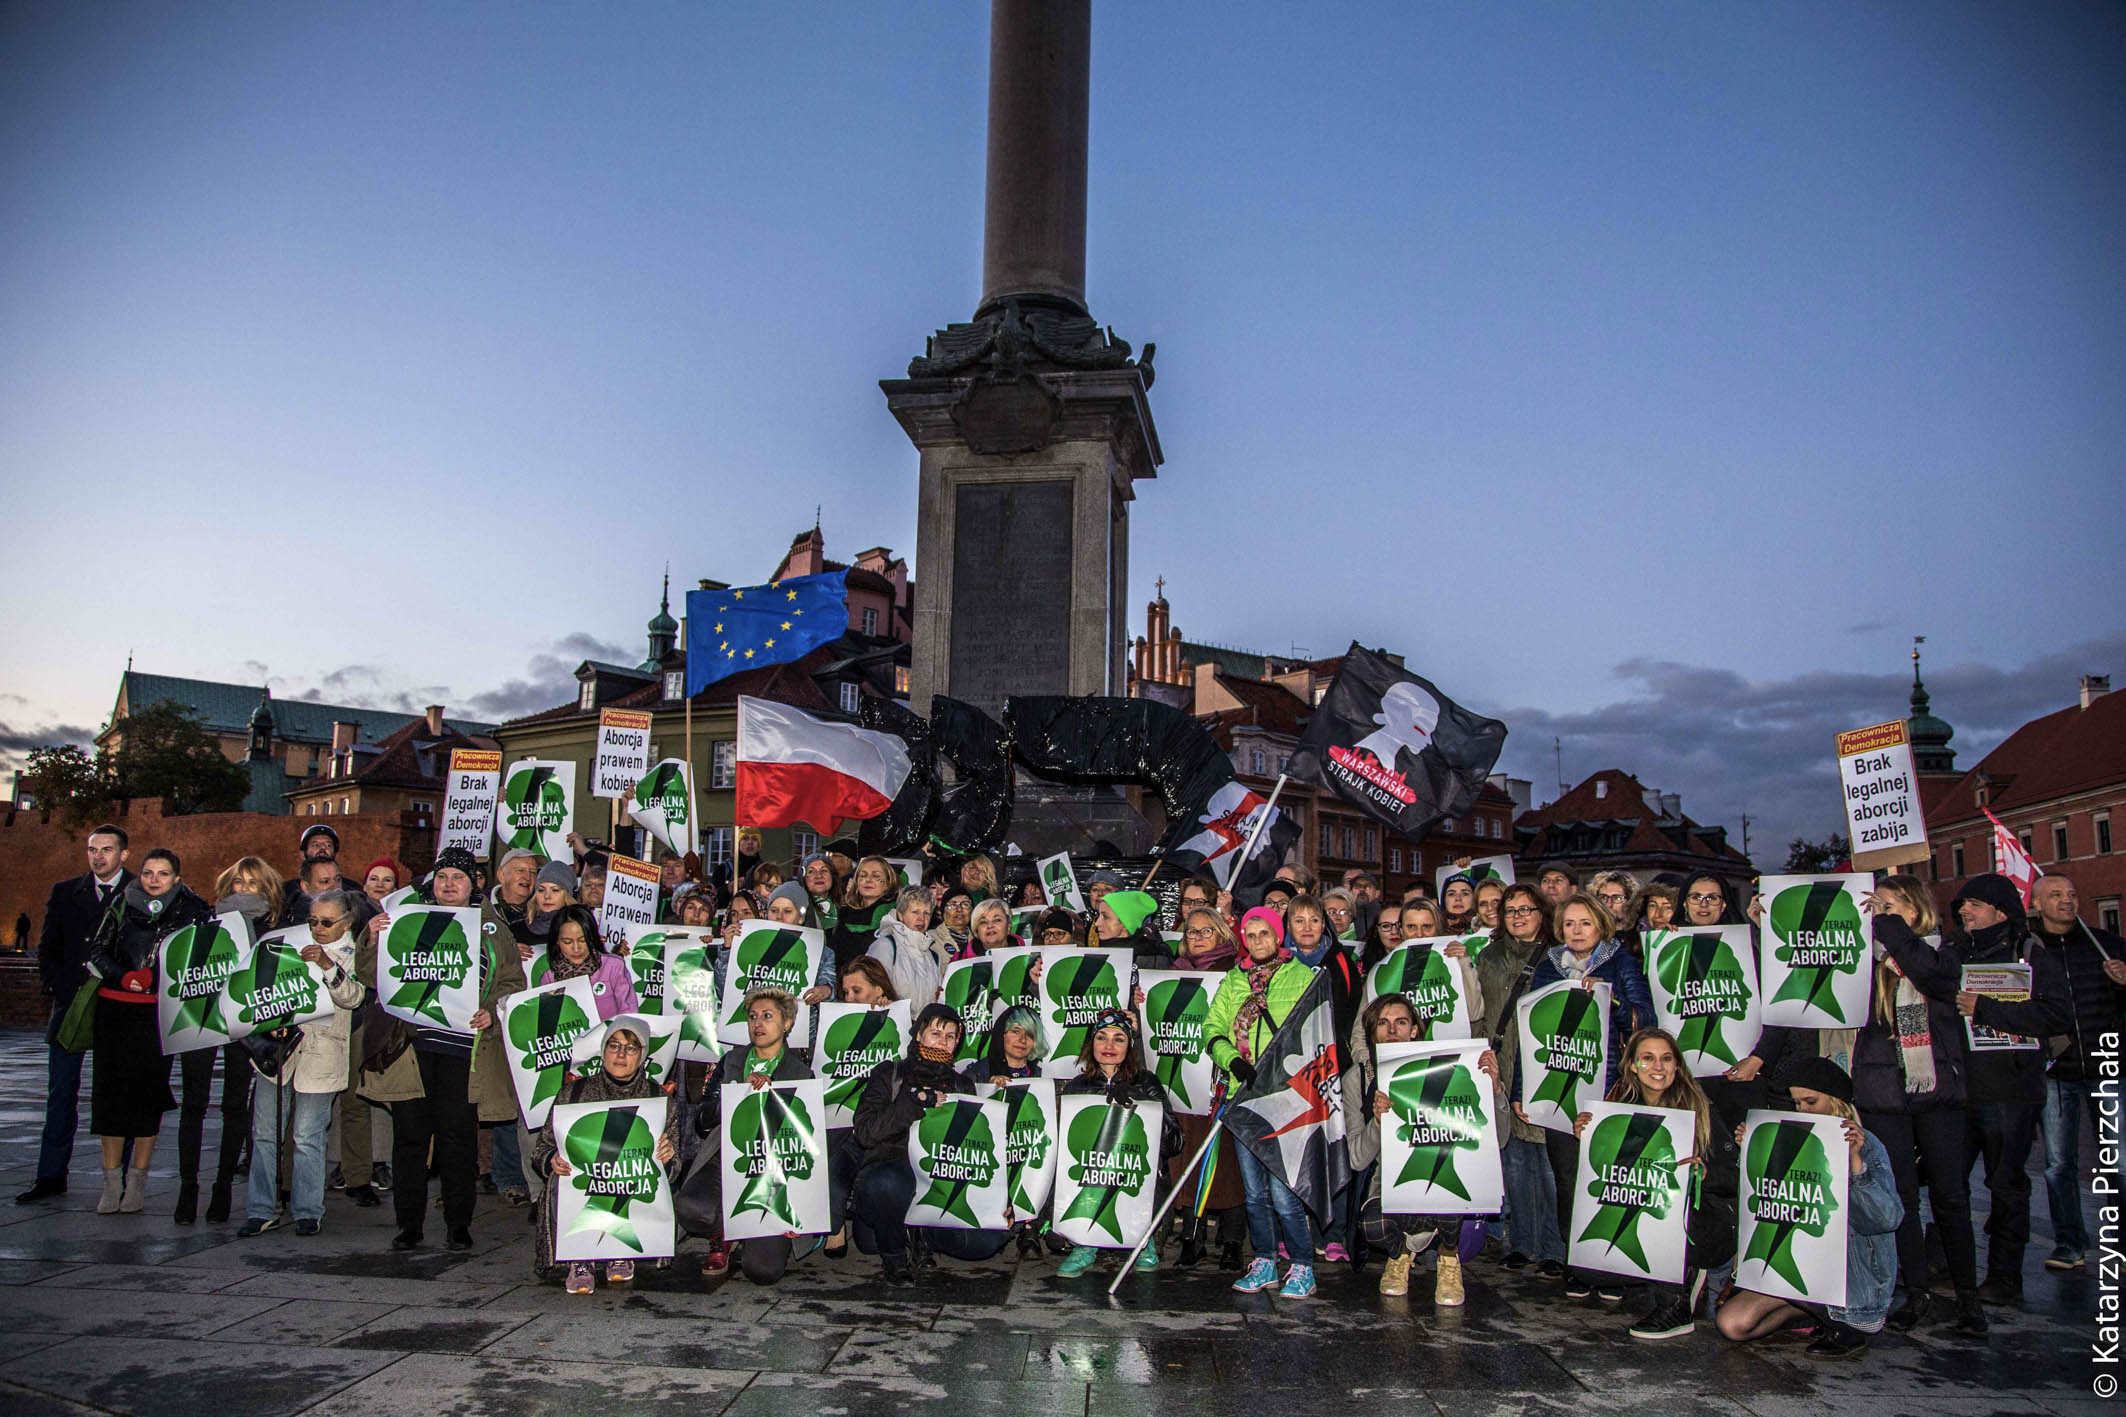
[19,820,2119,1358]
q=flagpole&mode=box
[1229,773,1289,888]
[1107,1102,1227,1297]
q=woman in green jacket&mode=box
[1206,906,1318,1298]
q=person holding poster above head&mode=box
[1853,876,1985,1337]
[689,986,813,1283]
[1207,907,1319,1299]
[1054,1009,1181,1279]
[1570,1027,1736,1341]
[1715,1058,1904,1359]
[531,1015,681,1294]
[1945,873,2072,1307]
[847,1003,1012,1284]
[86,848,211,1217]
[1510,891,1654,1302]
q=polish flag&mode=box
[735,696,913,837]
[1982,807,2043,906]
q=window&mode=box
[894,666,910,696]
[2018,828,2034,858]
[322,801,331,816]
[861,607,879,636]
[2054,821,2071,861]
[1343,826,1357,858]
[711,740,736,789]
[1388,845,1403,873]
[663,670,683,702]
[411,800,433,823]
[1320,822,1336,857]
[1250,748,1265,774]
[2100,813,2113,855]
[704,827,733,871]
[1952,842,1965,876]
[1363,827,1377,859]
[578,680,597,713]
[791,829,819,863]
[2103,899,2122,935]
[839,682,862,714]
[340,797,350,815]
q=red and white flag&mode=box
[735,696,913,837]
[1982,808,2042,906]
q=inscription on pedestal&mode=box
[949,480,1074,713]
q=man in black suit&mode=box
[18,823,133,1204]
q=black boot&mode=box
[1218,1238,1244,1272]
[1886,1288,1932,1333]
[1954,1289,1990,1338]
[881,1250,913,1287]
[173,1180,199,1225]
[1976,1273,2023,1307]
[1178,1217,1206,1268]
[1015,1223,1043,1259]
[204,1180,232,1224]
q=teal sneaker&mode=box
[1134,1235,1160,1271]
[1232,1257,1280,1293]
[1057,1244,1100,1278]
[1277,1263,1317,1299]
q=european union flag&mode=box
[684,570,848,695]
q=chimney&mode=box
[1660,793,1682,818]
[2081,675,2111,710]
[331,721,358,753]
[424,705,445,737]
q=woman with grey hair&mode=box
[868,885,950,1005]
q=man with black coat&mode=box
[1947,873,2074,1304]
[2027,874,2126,1273]
[18,824,134,1205]
[280,823,342,918]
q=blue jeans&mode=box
[490,1119,525,1193]
[1503,1135,1565,1262]
[1234,1143,1311,1262]
[37,1040,85,1182]
[247,1080,334,1222]
[2045,1077,2121,1254]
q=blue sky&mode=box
[3,2,2121,859]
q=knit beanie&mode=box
[536,860,577,894]
[1102,889,1159,936]
[1950,872,2025,920]
[1785,1056,1856,1105]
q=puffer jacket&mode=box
[1851,915,1966,1116]
[1949,920,2073,1105]
[1204,957,1316,1082]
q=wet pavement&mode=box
[0,1028,2105,1416]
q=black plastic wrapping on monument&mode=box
[928,696,1015,856]
[1282,642,1508,840]
[1003,695,1234,856]
[856,697,939,857]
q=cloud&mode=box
[1843,621,1888,635]
[1482,629,2126,868]
[0,720,97,756]
[462,635,633,721]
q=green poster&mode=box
[719,1079,829,1240]
[1053,1093,1162,1248]
[500,977,600,1128]
[1567,1101,1692,1283]
[814,1001,909,1127]
[226,925,335,1043]
[1135,969,1221,1116]
[716,922,825,1049]
[157,912,250,1054]
[661,928,725,1063]
[1758,873,1871,1028]
[552,1097,673,1261]
[1736,1110,1848,1307]
[495,758,575,861]
[376,906,483,1032]
[939,957,997,1065]
[1037,946,1132,1079]
[1377,1040,1501,1214]
[1645,924,1762,1076]
[1364,937,1479,1040]
[906,1097,1010,1230]
[1515,978,1610,1134]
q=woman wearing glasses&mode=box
[237,889,367,1237]
[1484,883,1568,1275]
[1171,908,1248,1269]
[1678,872,1798,1131]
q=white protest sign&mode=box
[551,1095,674,1262]
[592,709,653,800]
[1568,1101,1695,1284]
[1363,937,1481,1039]
[1962,963,2040,1052]
[1835,720,1930,871]
[719,1080,830,1240]
[1644,924,1764,1078]
[224,925,337,1044]
[1516,979,1611,1134]
[597,854,660,947]
[1758,874,1873,1029]
[630,758,697,858]
[1437,855,1516,895]
[938,956,999,1066]
[659,928,725,1062]
[1378,1039,1504,1215]
[1037,852,1085,913]
[717,922,826,1049]
[1052,1094,1164,1249]
[155,913,250,1055]
[906,1096,1012,1230]
[994,1078,1058,1217]
[376,906,485,1032]
[1136,969,1225,1116]
[496,758,575,861]
[1737,1109,1849,1308]
[816,1000,910,1128]
[500,977,601,1129]
[1037,946,1134,1078]
[440,748,502,857]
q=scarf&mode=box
[1547,936,1620,980]
[1878,937,1938,1095]
[547,950,596,984]
[1232,951,1289,1062]
[917,1043,956,1064]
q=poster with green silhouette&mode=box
[1644,924,1763,1077]
[1758,874,1871,1029]
[1378,1040,1502,1214]
[222,925,336,1045]
[659,928,726,1062]
[1567,1100,1693,1283]
[1135,969,1222,1116]
[1037,946,1132,1079]
[1052,1093,1163,1248]
[157,911,252,1055]
[718,1080,828,1240]
[376,906,483,1032]
[494,758,575,860]
[1515,979,1611,1134]
[815,1000,909,1128]
[939,957,998,1065]
[1363,937,1481,1040]
[551,1096,673,1261]
[716,921,825,1049]
[1736,1109,1847,1306]
[988,945,1041,1013]
[905,1096,1009,1230]
[500,977,599,1128]
[990,1078,1058,1216]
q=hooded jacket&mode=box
[1851,914,1967,1115]
[1948,918,2073,1105]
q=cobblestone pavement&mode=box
[0,1030,2105,1416]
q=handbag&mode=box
[55,977,100,1054]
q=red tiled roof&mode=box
[1516,768,1746,865]
[1927,690,2126,827]
[1208,674,1312,736]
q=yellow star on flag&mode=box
[733,590,744,599]
[714,623,723,633]
[764,638,775,649]
[786,590,797,600]
[780,621,792,630]
[744,649,755,659]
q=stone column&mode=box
[978,0,1089,318]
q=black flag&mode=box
[928,697,1015,856]
[1284,644,1507,840]
[856,698,938,857]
